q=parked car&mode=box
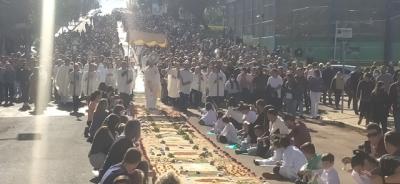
[331,65,356,81]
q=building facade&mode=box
[225,0,400,64]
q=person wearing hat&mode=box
[356,72,375,125]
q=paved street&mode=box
[0,107,91,184]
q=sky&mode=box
[99,0,127,14]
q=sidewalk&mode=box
[318,103,394,132]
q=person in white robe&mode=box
[190,66,206,108]
[167,63,180,107]
[105,63,117,89]
[55,60,72,104]
[206,66,226,105]
[177,62,193,110]
[97,62,107,83]
[69,63,83,113]
[82,63,99,97]
[116,61,135,107]
[143,60,161,110]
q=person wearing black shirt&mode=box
[99,120,145,180]
[322,63,336,105]
[17,62,32,110]
[356,73,375,125]
[252,67,267,102]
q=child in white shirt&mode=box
[212,111,225,135]
[217,116,238,144]
[199,103,217,126]
[318,153,340,184]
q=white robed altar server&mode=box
[116,62,135,95]
[68,64,83,97]
[55,60,72,104]
[97,62,108,83]
[206,67,226,98]
[105,64,117,89]
[167,64,180,99]
[82,63,99,96]
[143,56,161,110]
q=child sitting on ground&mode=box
[318,153,340,184]
[199,102,217,126]
[217,116,238,144]
[236,124,266,156]
[212,111,225,134]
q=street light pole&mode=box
[333,21,338,62]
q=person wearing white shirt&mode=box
[199,103,217,126]
[217,117,238,144]
[226,106,244,125]
[267,108,289,135]
[318,153,340,184]
[212,112,225,134]
[263,136,307,181]
[242,107,258,124]
[267,69,283,98]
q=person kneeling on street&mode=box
[262,136,307,181]
[100,148,146,184]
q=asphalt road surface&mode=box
[0,105,91,184]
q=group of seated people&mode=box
[85,90,184,184]
[198,97,400,183]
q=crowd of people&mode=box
[131,10,400,184]
[1,6,400,184]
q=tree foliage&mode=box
[0,0,99,54]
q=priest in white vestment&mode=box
[105,63,117,89]
[206,66,226,105]
[177,62,193,110]
[167,63,180,107]
[97,62,107,83]
[69,64,83,113]
[143,60,160,110]
[116,62,135,107]
[190,66,206,108]
[55,60,72,104]
[82,63,99,97]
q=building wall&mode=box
[224,0,393,63]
